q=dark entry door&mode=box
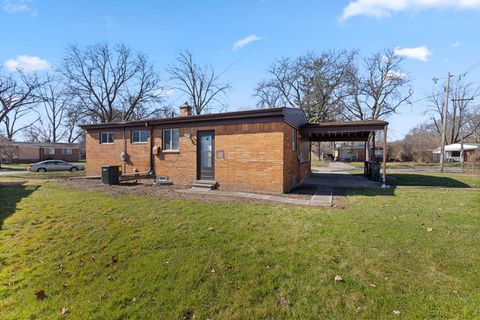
[197,131,215,180]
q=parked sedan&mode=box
[28,160,85,172]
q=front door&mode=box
[197,131,215,180]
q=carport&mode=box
[300,120,388,183]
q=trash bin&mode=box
[101,165,120,185]
[372,162,381,181]
[364,161,381,181]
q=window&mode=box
[100,132,114,144]
[292,129,297,151]
[131,130,148,143]
[299,140,311,163]
[44,148,55,155]
[163,128,180,151]
[62,148,72,155]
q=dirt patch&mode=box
[57,177,319,207]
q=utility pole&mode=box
[433,72,461,173]
[452,97,474,172]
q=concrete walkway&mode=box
[176,162,383,207]
[176,188,333,207]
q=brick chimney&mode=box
[179,102,193,117]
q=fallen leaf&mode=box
[132,297,137,302]
[209,266,215,273]
[208,227,215,231]
[393,310,401,315]
[369,283,377,288]
[61,307,69,315]
[35,290,47,301]
[107,275,113,281]
[334,275,344,282]
[426,228,433,232]
[66,251,71,256]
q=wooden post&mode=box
[383,125,388,184]
[372,131,376,161]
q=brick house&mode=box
[4,142,80,163]
[81,105,311,193]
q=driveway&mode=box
[304,162,383,189]
[0,170,30,175]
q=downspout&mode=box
[122,127,127,174]
[147,122,155,177]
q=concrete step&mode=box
[191,180,218,190]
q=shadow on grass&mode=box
[387,174,471,188]
[0,182,39,230]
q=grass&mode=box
[0,164,28,171]
[1,179,480,319]
[311,160,330,167]
[387,172,480,188]
[345,161,463,169]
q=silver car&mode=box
[28,160,85,172]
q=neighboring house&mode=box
[432,143,479,162]
[81,104,388,193]
[3,142,80,163]
[335,143,384,162]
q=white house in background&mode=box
[432,143,479,162]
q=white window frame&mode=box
[44,147,55,155]
[62,148,72,155]
[100,132,114,144]
[131,130,148,144]
[163,128,180,151]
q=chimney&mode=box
[179,102,193,117]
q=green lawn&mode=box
[387,172,480,188]
[1,179,480,319]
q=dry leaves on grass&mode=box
[334,275,344,282]
[61,307,69,315]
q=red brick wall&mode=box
[282,123,311,191]
[40,148,79,162]
[85,121,311,193]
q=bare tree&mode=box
[343,49,413,120]
[428,77,480,144]
[168,49,230,115]
[61,43,164,123]
[254,50,357,122]
[2,106,39,141]
[0,133,18,166]
[35,74,70,142]
[0,71,42,125]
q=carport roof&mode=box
[300,120,388,141]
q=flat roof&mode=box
[80,107,308,130]
[301,120,388,141]
[12,142,80,148]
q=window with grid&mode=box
[100,132,114,144]
[163,128,180,151]
[131,130,148,143]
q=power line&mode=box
[218,0,309,78]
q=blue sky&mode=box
[1,0,480,140]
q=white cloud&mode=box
[340,0,480,21]
[387,70,406,79]
[3,0,37,16]
[157,88,174,98]
[4,55,51,72]
[452,41,463,48]
[394,46,432,61]
[232,35,263,50]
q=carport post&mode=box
[382,125,388,184]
